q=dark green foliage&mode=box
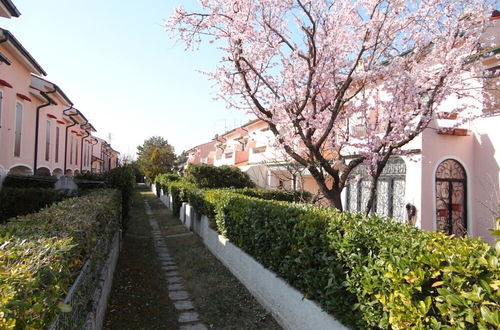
[3,174,56,189]
[234,187,312,203]
[184,164,255,189]
[136,136,176,181]
[192,190,499,329]
[0,189,121,329]
[74,172,106,181]
[0,188,66,223]
[104,166,135,219]
[155,172,181,197]
[166,180,196,217]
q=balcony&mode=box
[235,150,249,165]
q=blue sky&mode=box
[1,0,252,157]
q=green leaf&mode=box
[57,302,72,313]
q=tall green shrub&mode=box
[184,164,255,188]
[103,166,135,219]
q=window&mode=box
[45,120,51,161]
[55,127,60,163]
[346,157,406,222]
[225,152,233,159]
[253,146,266,154]
[0,90,3,127]
[14,102,23,157]
[70,136,73,164]
[75,138,78,165]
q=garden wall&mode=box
[159,189,346,330]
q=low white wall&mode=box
[93,231,121,330]
[176,201,346,330]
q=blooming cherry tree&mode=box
[167,0,497,210]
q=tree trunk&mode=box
[322,187,343,211]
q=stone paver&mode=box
[169,290,190,301]
[168,283,185,291]
[144,199,207,328]
[167,276,182,284]
[174,300,194,311]
[178,311,200,323]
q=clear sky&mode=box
[1,0,252,158]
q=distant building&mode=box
[0,1,120,182]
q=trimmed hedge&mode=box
[233,187,312,203]
[166,180,196,217]
[184,164,255,188]
[104,167,135,219]
[155,172,181,197]
[0,189,121,329]
[3,174,56,188]
[183,190,500,329]
[0,188,66,223]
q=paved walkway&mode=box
[144,199,207,330]
[104,185,280,330]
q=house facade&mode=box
[0,1,119,182]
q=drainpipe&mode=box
[63,106,78,174]
[80,122,90,173]
[34,89,57,175]
[90,138,98,173]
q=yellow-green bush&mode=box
[0,189,121,329]
[197,190,499,329]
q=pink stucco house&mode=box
[0,0,119,181]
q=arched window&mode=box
[435,159,467,237]
[346,157,406,221]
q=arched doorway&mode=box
[435,159,467,237]
[9,165,33,176]
[36,167,51,176]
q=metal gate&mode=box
[435,159,467,237]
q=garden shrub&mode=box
[233,187,312,203]
[166,180,196,216]
[3,174,56,189]
[184,163,255,188]
[74,172,106,181]
[104,166,135,219]
[195,191,499,329]
[0,188,66,223]
[0,189,121,329]
[155,172,181,197]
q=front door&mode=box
[435,159,467,237]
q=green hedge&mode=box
[155,172,181,197]
[104,167,135,219]
[190,190,500,329]
[3,174,56,188]
[166,180,196,217]
[0,188,67,223]
[0,189,121,329]
[233,187,312,203]
[184,164,255,188]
